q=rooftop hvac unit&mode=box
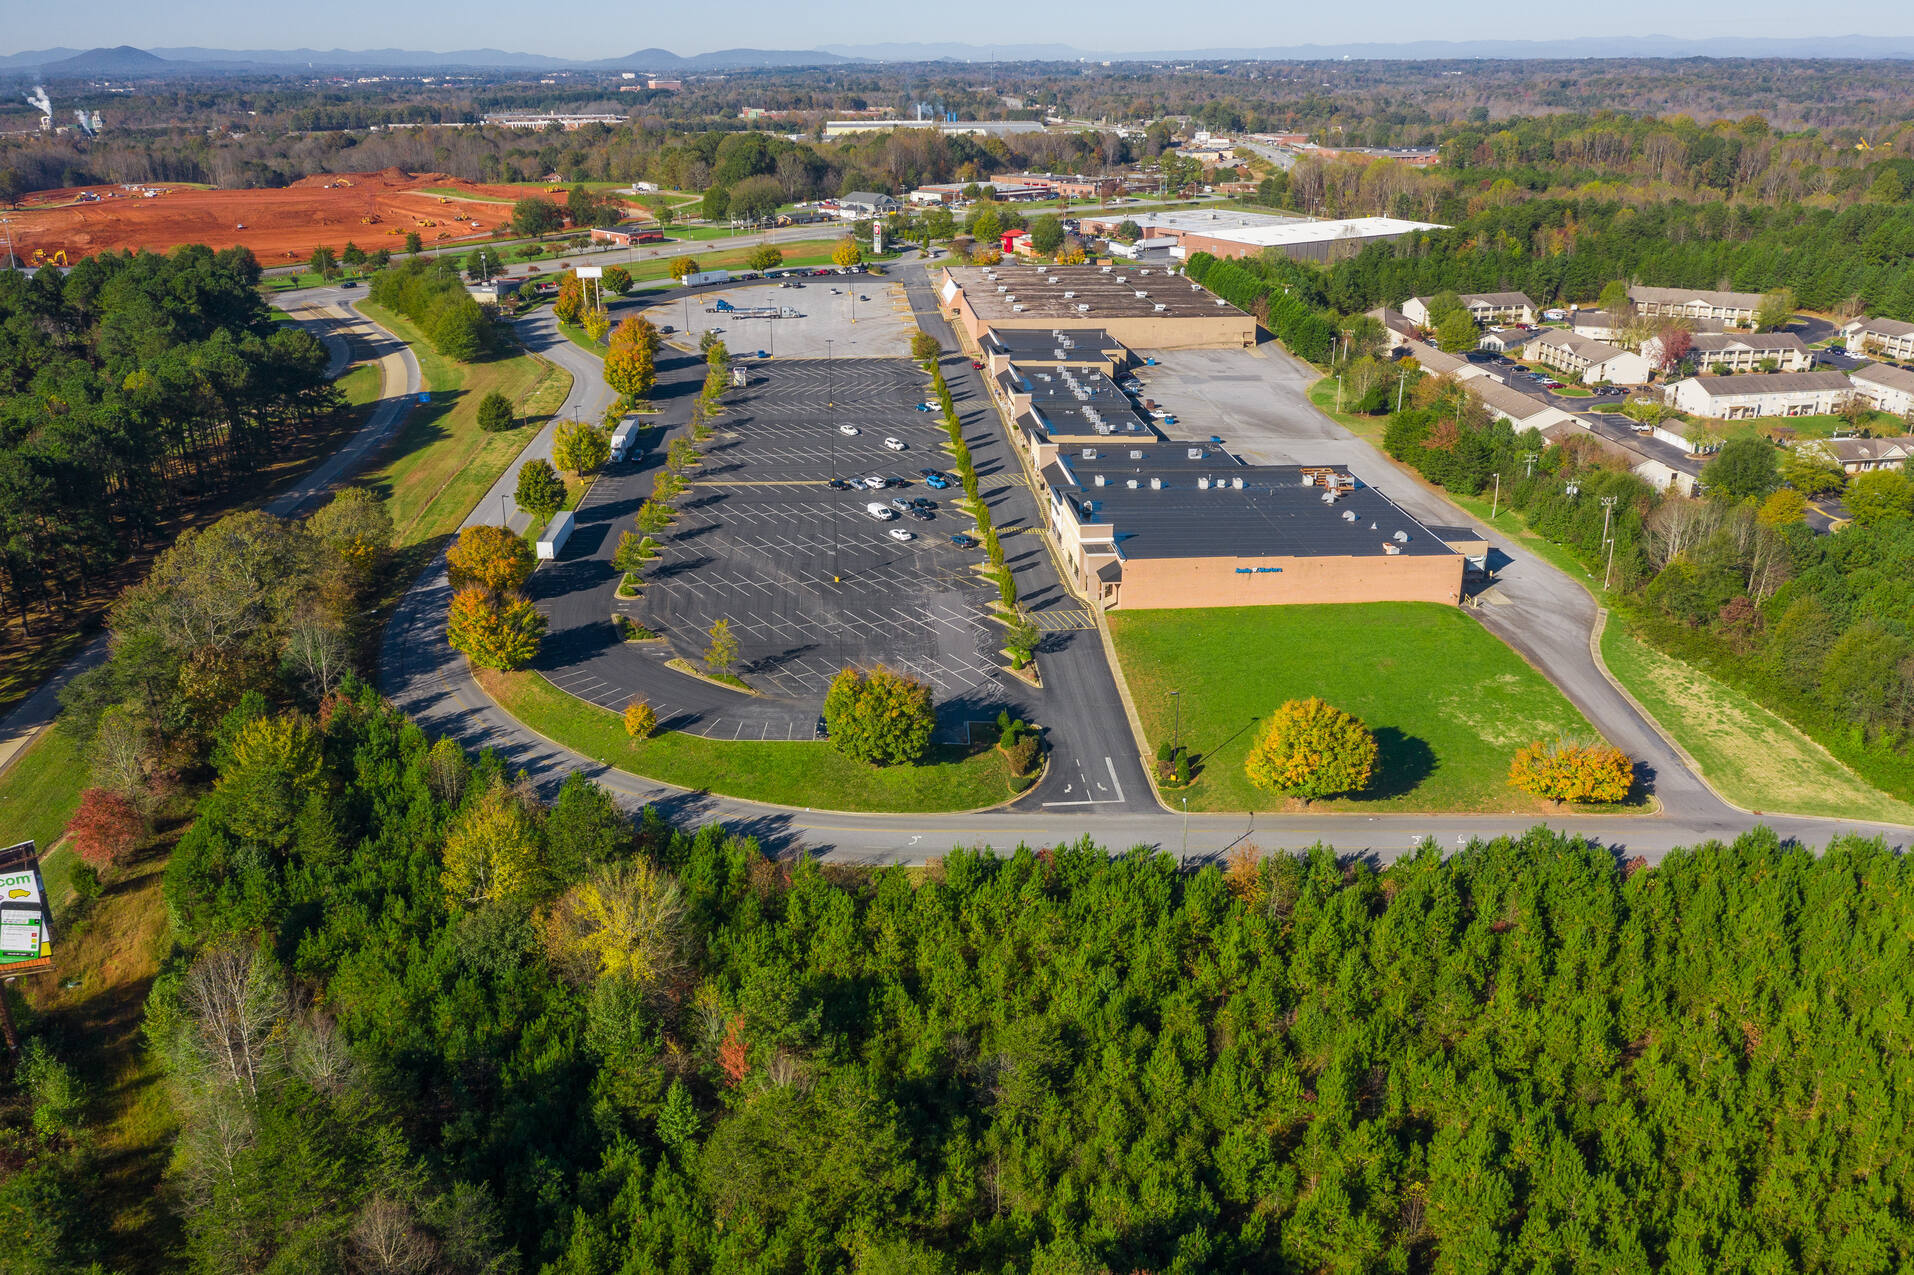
[1187,448,1203,459]
[1232,476,1245,489]
[1094,473,1106,486]
[1077,304,1091,311]
[1139,269,1152,276]
[1012,304,1025,312]
[1322,491,1337,504]
[1126,478,1139,488]
[1060,336,1075,346]
[1115,276,1127,284]
[1063,290,1075,298]
[1342,510,1358,522]
[1394,531,1410,543]
[1198,476,1210,490]
[1215,299,1227,306]
[1052,349,1067,359]
[1154,304,1168,312]
[1129,449,1144,459]
[1101,264,1112,272]
[1081,447,1098,459]
[1383,542,1402,555]
[997,284,1008,292]
[1135,290,1149,298]
[1150,477,1162,490]
[1370,522,1378,530]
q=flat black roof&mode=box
[1050,454,1455,561]
[981,327,1126,360]
[1015,363,1159,441]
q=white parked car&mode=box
[888,528,915,542]
[865,502,897,520]
[863,475,887,489]
[883,436,907,451]
[838,424,860,436]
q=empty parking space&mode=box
[532,356,1007,728]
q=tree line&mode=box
[0,250,339,637]
[74,685,1914,1272]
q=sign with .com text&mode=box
[0,843,53,973]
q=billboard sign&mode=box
[0,843,53,973]
[576,266,604,279]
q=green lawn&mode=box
[1554,386,1594,398]
[1600,621,1914,825]
[1714,410,1901,442]
[479,668,1019,812]
[356,301,571,548]
[334,361,381,409]
[1306,374,1391,440]
[0,725,86,903]
[1109,603,1611,813]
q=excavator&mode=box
[29,248,68,266]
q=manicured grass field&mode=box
[1715,410,1901,442]
[479,668,1018,812]
[1109,603,1606,813]
[356,301,571,547]
[1600,622,1914,824]
[334,360,381,409]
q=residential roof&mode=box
[1681,371,1854,396]
[1687,332,1810,355]
[1048,454,1456,562]
[1529,329,1632,363]
[943,265,1250,323]
[1462,290,1535,308]
[838,191,897,206]
[1629,285,1763,310]
[981,327,1126,361]
[1467,377,1561,424]
[1571,308,1624,330]
[1851,362,1914,394]
[1403,338,1467,376]
[1369,306,1416,337]
[1848,316,1914,339]
[1482,326,1533,348]
[1801,435,1914,464]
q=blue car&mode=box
[924,473,950,489]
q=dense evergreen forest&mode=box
[0,250,339,635]
[3,681,1902,1271]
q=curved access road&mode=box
[376,260,1914,863]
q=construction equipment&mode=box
[359,214,380,225]
[1855,137,1893,152]
[28,248,67,266]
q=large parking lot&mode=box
[649,277,917,359]
[533,356,1007,736]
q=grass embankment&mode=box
[0,725,86,900]
[478,668,1016,812]
[1713,410,1901,442]
[1110,602,1613,813]
[356,300,572,547]
[1306,375,1391,441]
[1600,622,1914,824]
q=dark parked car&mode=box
[949,533,977,549]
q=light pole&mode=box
[1336,374,1344,413]
[1170,689,1181,754]
[1600,495,1619,591]
[1490,472,1501,520]
[500,492,510,528]
[1181,796,1189,862]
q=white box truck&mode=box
[609,419,638,461]
[537,510,575,560]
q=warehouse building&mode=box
[996,363,1161,469]
[1038,450,1464,610]
[1178,217,1446,263]
[938,264,1256,349]
[979,327,1131,378]
[1075,208,1307,241]
[1664,371,1854,419]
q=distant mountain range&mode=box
[5,35,1914,77]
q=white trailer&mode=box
[609,419,639,461]
[683,269,731,287]
[537,510,575,560]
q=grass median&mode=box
[1599,621,1914,824]
[477,667,1016,812]
[356,300,572,547]
[1110,602,1620,813]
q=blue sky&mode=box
[6,0,1906,57]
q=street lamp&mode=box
[1600,495,1619,591]
[1181,796,1189,862]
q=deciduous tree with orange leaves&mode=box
[1508,739,1633,804]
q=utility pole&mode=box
[1397,371,1406,414]
[1490,472,1501,520]
[1600,495,1619,591]
[1336,373,1344,413]
[1170,689,1181,754]
[1181,796,1189,863]
[1524,452,1538,479]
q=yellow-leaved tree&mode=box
[543,858,686,989]
[1242,696,1378,803]
[440,778,545,909]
